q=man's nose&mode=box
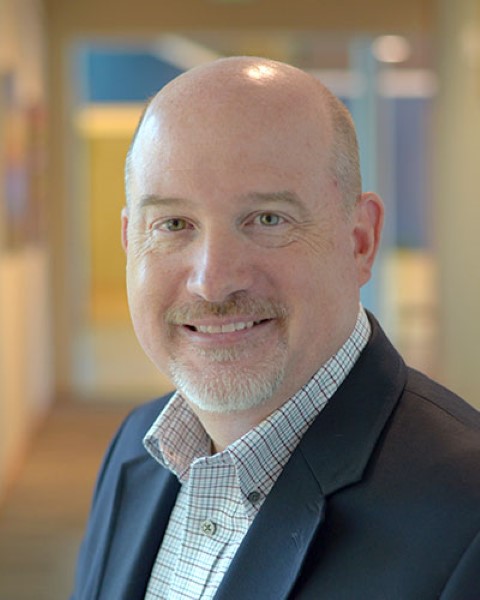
[186,230,255,302]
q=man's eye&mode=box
[155,218,189,232]
[255,213,284,226]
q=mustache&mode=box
[165,293,288,324]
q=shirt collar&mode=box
[144,394,210,481]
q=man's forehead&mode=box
[135,96,331,162]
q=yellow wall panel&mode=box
[88,136,131,322]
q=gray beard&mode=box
[168,341,288,414]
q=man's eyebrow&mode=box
[138,190,308,213]
[243,190,309,214]
[138,194,191,209]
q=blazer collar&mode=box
[215,314,407,600]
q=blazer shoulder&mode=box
[393,368,480,501]
[405,368,480,431]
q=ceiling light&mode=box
[371,35,411,64]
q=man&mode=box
[71,57,480,599]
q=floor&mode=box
[0,402,134,600]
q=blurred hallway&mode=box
[1,0,480,596]
[0,402,133,600]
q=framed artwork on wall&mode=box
[0,71,46,251]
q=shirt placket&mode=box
[170,456,247,599]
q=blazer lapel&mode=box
[215,315,407,600]
[297,313,407,496]
[97,455,180,600]
[215,448,326,600]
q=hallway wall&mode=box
[0,0,52,498]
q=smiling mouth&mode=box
[185,319,272,334]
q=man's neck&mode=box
[187,395,286,453]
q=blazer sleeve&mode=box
[69,414,131,600]
[69,396,170,600]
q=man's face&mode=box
[123,90,374,415]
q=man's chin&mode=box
[168,361,286,414]
[194,346,249,363]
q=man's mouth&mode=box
[185,319,271,333]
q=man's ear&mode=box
[352,192,384,287]
[121,207,129,252]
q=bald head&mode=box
[125,56,361,210]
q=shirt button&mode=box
[247,490,261,504]
[200,519,217,537]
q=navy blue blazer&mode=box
[71,316,480,599]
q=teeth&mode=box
[195,321,256,334]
